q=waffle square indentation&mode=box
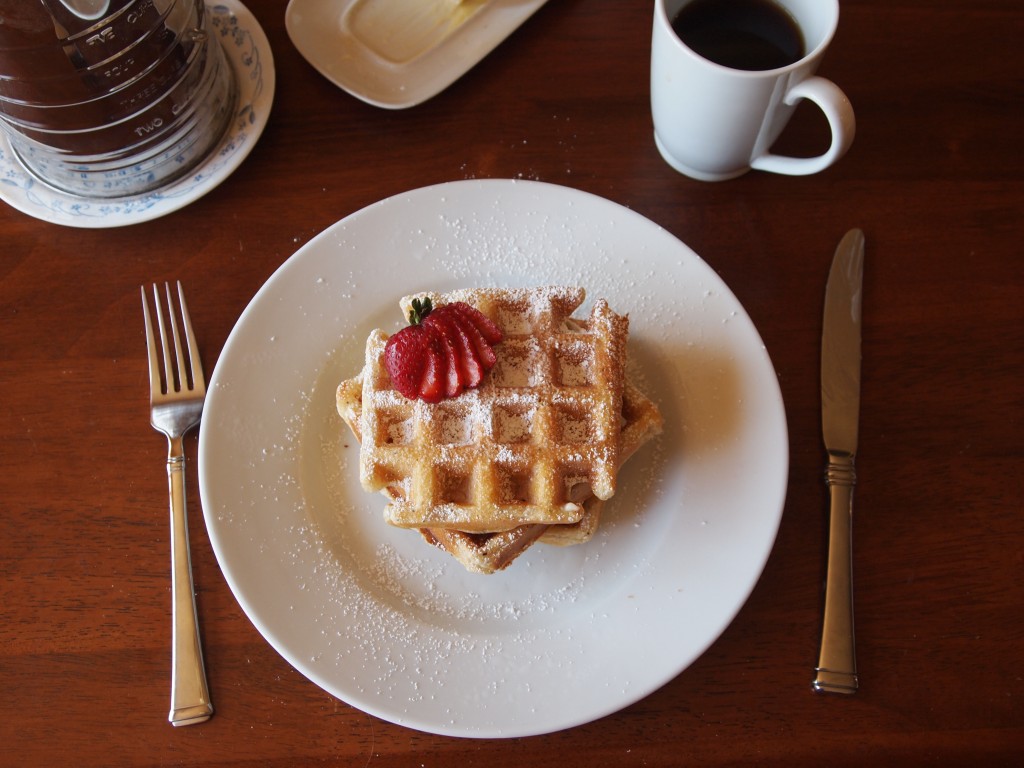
[495,301,533,335]
[554,338,595,386]
[493,403,533,444]
[496,463,532,504]
[492,339,541,388]
[379,406,414,445]
[433,403,472,445]
[554,406,593,444]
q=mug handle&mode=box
[751,76,856,176]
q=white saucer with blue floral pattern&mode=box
[0,1,274,229]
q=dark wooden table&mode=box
[2,1,1021,765]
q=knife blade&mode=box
[813,228,864,695]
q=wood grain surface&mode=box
[1,1,1021,765]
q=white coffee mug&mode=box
[651,0,855,181]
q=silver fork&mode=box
[142,281,213,726]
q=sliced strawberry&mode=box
[451,302,503,345]
[384,298,502,402]
[451,311,497,369]
[458,344,485,389]
[429,315,464,397]
[384,325,430,400]
[417,326,448,403]
[431,311,483,387]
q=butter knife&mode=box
[813,228,864,694]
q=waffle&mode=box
[538,378,662,547]
[336,375,662,573]
[355,287,629,533]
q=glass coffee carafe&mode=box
[0,0,236,198]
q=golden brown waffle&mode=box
[336,376,663,573]
[355,287,629,533]
[538,379,663,547]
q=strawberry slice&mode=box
[417,325,448,403]
[430,311,483,387]
[451,311,497,369]
[429,314,465,397]
[451,302,503,345]
[384,325,431,400]
[424,301,502,374]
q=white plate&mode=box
[198,179,788,738]
[285,0,549,109]
[0,0,274,229]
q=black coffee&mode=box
[671,0,805,71]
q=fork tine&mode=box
[141,285,162,396]
[164,282,188,393]
[176,281,205,394]
[152,283,175,394]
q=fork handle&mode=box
[167,435,214,726]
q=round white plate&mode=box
[198,179,788,738]
[0,0,274,228]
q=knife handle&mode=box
[813,453,858,694]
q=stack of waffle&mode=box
[336,286,662,573]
